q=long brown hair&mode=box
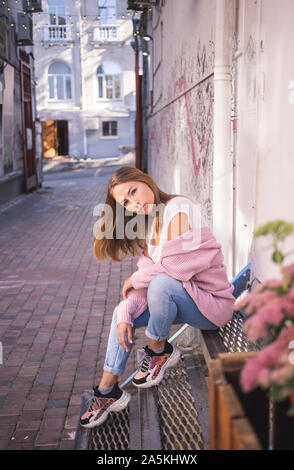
[93,166,183,262]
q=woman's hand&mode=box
[117,322,133,352]
[122,276,133,300]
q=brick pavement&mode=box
[0,168,179,450]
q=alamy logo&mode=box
[93,201,202,249]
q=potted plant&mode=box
[235,220,294,449]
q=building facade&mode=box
[33,0,136,160]
[0,0,41,205]
[132,0,294,284]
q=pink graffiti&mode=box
[174,76,206,178]
[200,99,213,152]
[151,75,213,178]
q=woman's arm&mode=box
[167,212,191,241]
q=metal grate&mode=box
[219,311,260,353]
[156,356,205,450]
[88,407,130,450]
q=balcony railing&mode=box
[43,25,72,42]
[93,25,119,43]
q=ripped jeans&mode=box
[103,273,218,376]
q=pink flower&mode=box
[270,363,294,386]
[263,279,284,288]
[235,286,279,316]
[240,326,294,393]
[254,289,279,309]
[243,296,285,341]
[243,313,268,342]
[282,263,294,285]
[279,297,294,318]
[257,368,271,388]
[288,287,294,301]
[240,356,267,392]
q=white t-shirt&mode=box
[146,196,196,263]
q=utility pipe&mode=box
[213,0,234,279]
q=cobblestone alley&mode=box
[0,163,179,450]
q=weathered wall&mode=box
[147,0,216,227]
[0,0,28,179]
[146,0,294,282]
[232,0,294,281]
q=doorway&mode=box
[57,120,68,155]
[41,120,69,158]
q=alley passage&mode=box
[0,165,144,449]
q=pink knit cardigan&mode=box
[116,227,235,329]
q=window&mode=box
[98,0,116,24]
[102,121,118,137]
[48,0,67,40]
[97,62,121,100]
[48,61,72,101]
[48,0,66,25]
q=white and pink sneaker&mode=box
[132,342,181,389]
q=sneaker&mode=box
[132,342,181,389]
[80,382,131,429]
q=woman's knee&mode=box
[147,274,175,302]
[110,306,119,329]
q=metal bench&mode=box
[197,263,260,364]
[120,263,255,388]
[75,263,259,451]
[168,263,258,359]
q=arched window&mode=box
[48,61,72,101]
[97,62,121,100]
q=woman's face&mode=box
[112,180,155,214]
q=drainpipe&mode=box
[79,3,86,159]
[141,11,149,174]
[213,0,234,278]
[132,19,143,171]
[136,49,143,171]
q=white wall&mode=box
[146,0,294,283]
[232,0,294,282]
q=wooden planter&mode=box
[209,352,270,450]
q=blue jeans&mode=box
[103,274,218,376]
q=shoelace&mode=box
[86,393,104,414]
[138,347,153,372]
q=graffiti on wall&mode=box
[149,75,214,178]
[196,34,215,79]
[148,34,215,224]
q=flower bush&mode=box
[235,220,294,415]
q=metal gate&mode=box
[20,50,38,192]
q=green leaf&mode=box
[254,222,274,237]
[254,220,293,240]
[276,222,293,239]
[272,250,284,264]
